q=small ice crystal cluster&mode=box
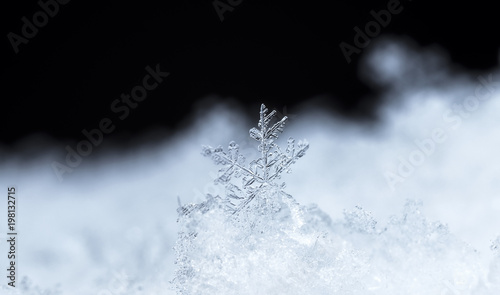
[173,104,498,295]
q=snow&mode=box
[1,36,500,294]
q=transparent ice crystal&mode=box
[200,103,309,215]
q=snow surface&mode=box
[1,36,500,294]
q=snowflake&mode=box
[200,103,309,214]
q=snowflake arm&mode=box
[201,142,264,184]
[268,138,309,182]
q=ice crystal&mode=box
[343,206,377,234]
[491,236,500,255]
[200,103,309,215]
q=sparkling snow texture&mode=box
[173,104,500,295]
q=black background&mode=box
[2,0,499,149]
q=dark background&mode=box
[1,0,498,148]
